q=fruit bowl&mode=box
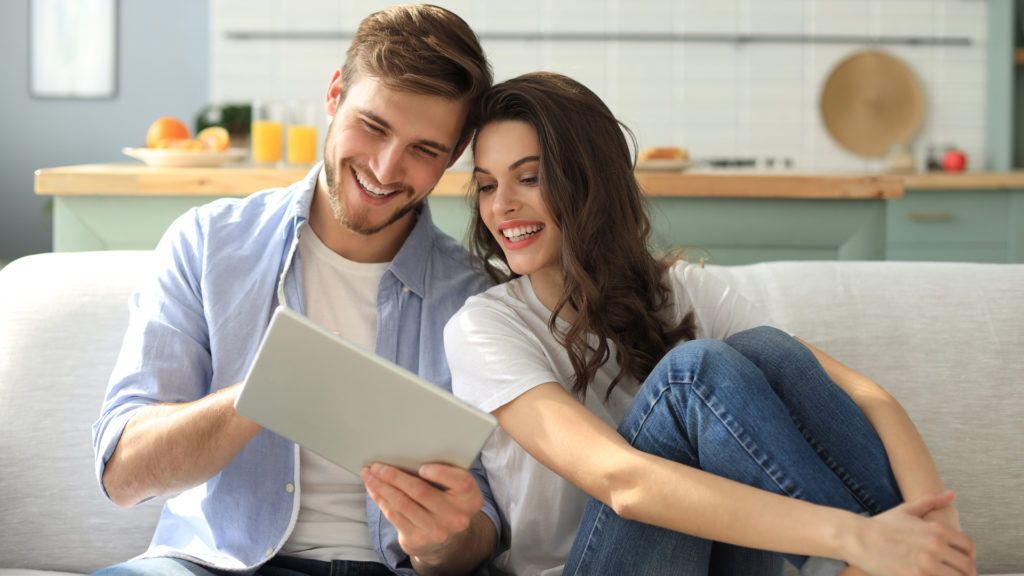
[122,147,247,167]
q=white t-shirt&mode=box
[444,261,780,576]
[280,225,388,562]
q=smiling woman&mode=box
[446,72,976,576]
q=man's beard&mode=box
[324,158,423,236]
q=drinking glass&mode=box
[251,100,284,165]
[287,101,320,166]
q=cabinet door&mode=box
[886,189,1010,262]
[53,197,215,251]
[647,198,887,265]
[432,196,888,265]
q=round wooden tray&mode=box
[820,50,924,158]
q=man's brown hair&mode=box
[342,4,492,146]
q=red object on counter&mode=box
[943,149,968,172]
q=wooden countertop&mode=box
[35,163,908,199]
[902,171,1024,190]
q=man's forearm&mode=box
[411,510,497,576]
[102,383,261,506]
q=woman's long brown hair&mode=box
[469,72,695,400]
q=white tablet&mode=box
[235,306,497,475]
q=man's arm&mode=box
[361,463,497,576]
[102,383,261,507]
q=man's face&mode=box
[321,75,468,236]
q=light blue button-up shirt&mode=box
[92,165,498,573]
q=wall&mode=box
[210,0,989,173]
[0,0,208,262]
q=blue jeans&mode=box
[91,555,393,576]
[563,326,902,576]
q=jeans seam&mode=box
[795,420,881,514]
[568,501,609,576]
[680,373,799,499]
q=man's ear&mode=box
[447,132,473,168]
[325,68,344,116]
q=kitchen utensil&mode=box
[820,50,924,158]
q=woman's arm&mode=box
[796,338,962,531]
[495,382,975,575]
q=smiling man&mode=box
[91,5,497,576]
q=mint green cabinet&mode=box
[52,197,214,252]
[886,189,1023,263]
[432,196,887,265]
[51,190,1023,266]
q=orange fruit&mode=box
[146,117,190,148]
[156,138,204,150]
[197,126,230,151]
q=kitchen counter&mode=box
[35,163,905,199]
[902,171,1024,189]
[34,164,1023,264]
[35,164,1024,197]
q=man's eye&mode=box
[363,122,384,134]
[416,146,440,159]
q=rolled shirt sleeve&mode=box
[91,207,213,499]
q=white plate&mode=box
[123,147,246,167]
[635,159,693,172]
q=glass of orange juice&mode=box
[251,101,284,165]
[287,101,319,167]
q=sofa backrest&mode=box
[0,251,163,572]
[1,253,1021,573]
[714,261,1024,574]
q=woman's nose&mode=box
[490,184,519,215]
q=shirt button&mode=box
[285,483,295,493]
[402,286,411,293]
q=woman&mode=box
[444,72,974,576]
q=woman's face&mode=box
[473,120,563,279]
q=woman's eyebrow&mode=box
[510,156,540,170]
[474,155,540,176]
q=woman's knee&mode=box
[653,338,764,397]
[725,325,795,353]
[725,326,814,370]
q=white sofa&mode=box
[1,251,1022,575]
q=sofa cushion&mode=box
[0,252,163,573]
[1,252,1021,574]
[714,261,1024,575]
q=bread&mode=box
[639,146,689,162]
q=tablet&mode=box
[235,306,497,475]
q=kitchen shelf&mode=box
[224,30,972,47]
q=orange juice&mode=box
[287,124,318,165]
[251,119,283,164]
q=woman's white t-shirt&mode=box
[444,262,780,576]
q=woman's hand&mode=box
[924,503,963,532]
[847,491,976,576]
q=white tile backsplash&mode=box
[210,0,990,171]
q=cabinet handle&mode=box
[906,212,954,222]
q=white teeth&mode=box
[353,169,398,198]
[502,224,544,241]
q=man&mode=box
[91,5,497,575]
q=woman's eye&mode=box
[521,176,538,186]
[477,182,496,193]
